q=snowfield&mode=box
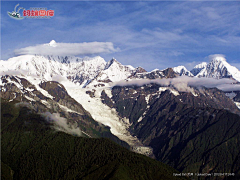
[61,80,140,145]
[54,79,152,155]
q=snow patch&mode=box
[24,76,54,99]
[1,86,6,92]
[234,102,240,109]
[41,100,51,108]
[159,87,179,96]
[191,90,198,97]
[25,87,34,92]
[9,93,17,102]
[58,104,83,115]
[171,89,180,96]
[145,94,151,104]
[138,116,143,122]
[151,69,159,72]
[159,87,168,92]
[24,96,36,102]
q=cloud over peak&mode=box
[14,41,119,56]
[208,54,227,62]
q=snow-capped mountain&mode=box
[49,39,57,47]
[0,55,106,86]
[194,56,240,81]
[190,62,207,76]
[1,51,240,177]
[172,65,193,76]
[86,58,136,87]
[0,55,137,88]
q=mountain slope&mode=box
[1,99,187,180]
[99,84,240,178]
[0,75,129,147]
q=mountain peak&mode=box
[195,56,240,81]
[110,57,118,64]
[49,40,57,47]
[105,58,121,69]
[193,62,208,69]
[173,65,193,76]
[191,62,208,76]
[135,67,147,73]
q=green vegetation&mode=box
[108,85,240,179]
[1,162,14,180]
[1,98,187,180]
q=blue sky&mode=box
[1,1,240,71]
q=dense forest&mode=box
[1,98,187,180]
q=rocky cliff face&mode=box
[99,84,240,175]
[130,68,178,80]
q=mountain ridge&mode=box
[1,53,240,179]
[1,54,240,85]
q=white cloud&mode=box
[14,40,119,56]
[112,76,238,92]
[15,102,34,109]
[208,54,226,62]
[217,84,240,91]
[41,112,82,136]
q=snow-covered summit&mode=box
[86,58,136,87]
[173,66,193,76]
[0,54,138,88]
[105,58,119,69]
[151,69,159,72]
[196,56,240,82]
[195,62,208,68]
[0,55,107,86]
[190,62,207,76]
[48,40,57,47]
